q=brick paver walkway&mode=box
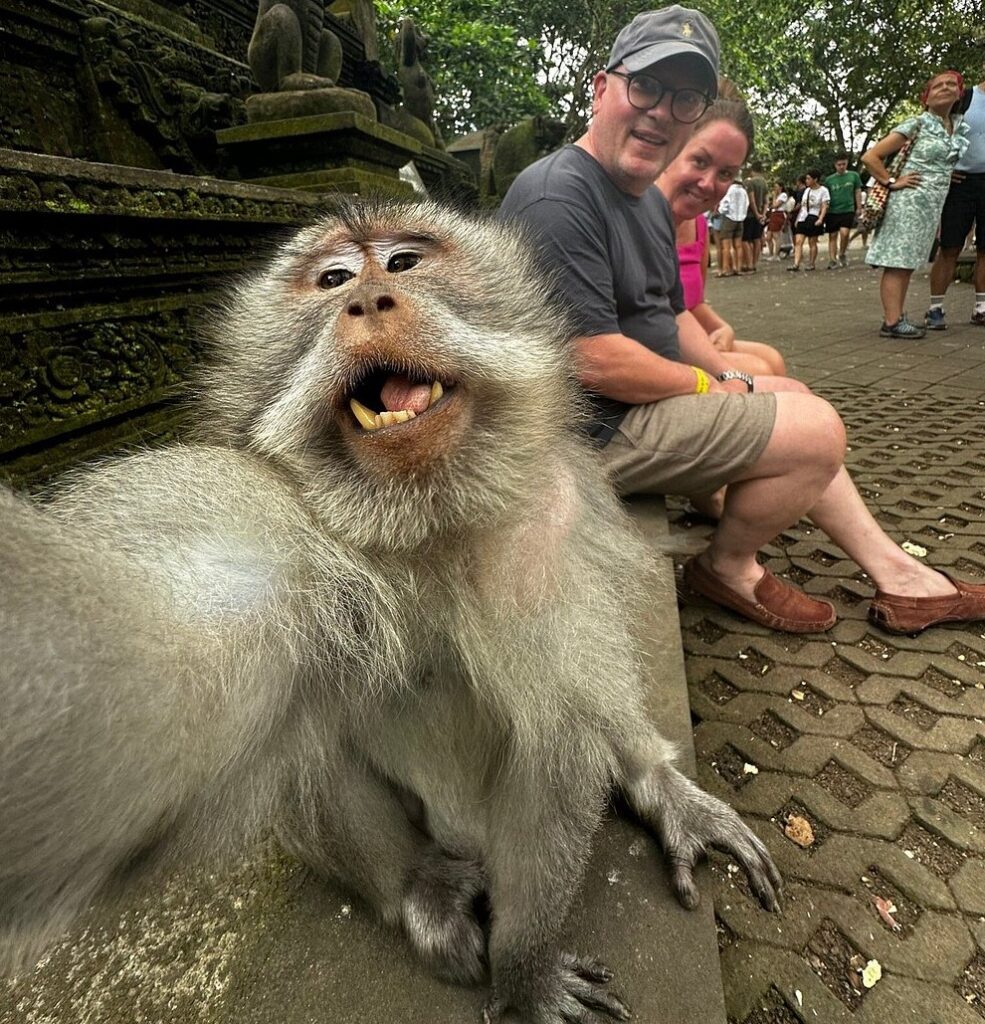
[673,254,985,1024]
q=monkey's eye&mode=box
[318,268,355,289]
[387,252,421,273]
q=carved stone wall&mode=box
[1,0,254,175]
[0,0,475,482]
[0,149,324,485]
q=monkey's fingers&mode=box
[560,951,613,983]
[722,829,783,913]
[481,954,631,1024]
[668,852,701,910]
[557,955,631,1022]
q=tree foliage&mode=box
[378,0,985,163]
[376,0,552,138]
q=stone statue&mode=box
[396,18,441,148]
[248,0,342,92]
[245,0,375,123]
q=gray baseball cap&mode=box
[606,6,720,96]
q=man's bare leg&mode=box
[699,392,846,595]
[695,391,961,605]
[808,468,962,599]
[929,246,961,297]
[838,227,851,259]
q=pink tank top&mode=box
[677,215,706,311]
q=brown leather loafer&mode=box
[684,558,836,633]
[868,570,985,634]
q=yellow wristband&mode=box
[692,366,710,394]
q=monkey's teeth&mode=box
[355,408,418,432]
[350,398,377,429]
[350,385,437,432]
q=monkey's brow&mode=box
[288,231,444,275]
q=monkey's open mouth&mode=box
[346,365,451,432]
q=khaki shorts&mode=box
[718,217,744,239]
[598,392,777,497]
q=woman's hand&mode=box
[894,172,922,190]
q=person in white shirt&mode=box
[716,178,748,275]
[787,169,830,271]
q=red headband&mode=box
[920,70,964,106]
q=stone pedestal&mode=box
[217,112,422,197]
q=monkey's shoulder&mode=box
[39,443,316,620]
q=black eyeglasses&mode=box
[607,70,711,124]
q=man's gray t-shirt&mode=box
[498,144,684,443]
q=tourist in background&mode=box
[787,169,829,271]
[824,152,863,267]
[742,160,768,272]
[716,175,747,275]
[926,65,984,330]
[863,70,969,339]
[765,183,789,259]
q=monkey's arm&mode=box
[482,735,630,1024]
[0,450,308,972]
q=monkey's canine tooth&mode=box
[429,381,443,406]
[350,398,378,430]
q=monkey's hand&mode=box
[482,953,630,1023]
[627,763,781,913]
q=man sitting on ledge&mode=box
[499,4,985,636]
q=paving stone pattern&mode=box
[672,258,985,1024]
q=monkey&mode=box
[0,199,781,1022]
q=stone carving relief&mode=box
[81,16,248,174]
[0,310,200,452]
[327,0,378,61]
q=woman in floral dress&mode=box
[863,71,969,339]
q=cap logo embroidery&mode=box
[680,21,694,37]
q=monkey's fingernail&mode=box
[430,380,443,405]
[350,398,378,430]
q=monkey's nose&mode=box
[347,292,396,317]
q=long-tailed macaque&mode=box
[0,200,780,1022]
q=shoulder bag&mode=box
[857,123,921,233]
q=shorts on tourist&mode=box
[742,216,764,242]
[794,214,823,237]
[718,217,744,240]
[824,211,854,234]
[597,392,778,498]
[939,172,985,251]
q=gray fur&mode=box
[0,199,779,1020]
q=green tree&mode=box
[379,0,985,157]
[377,0,551,138]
